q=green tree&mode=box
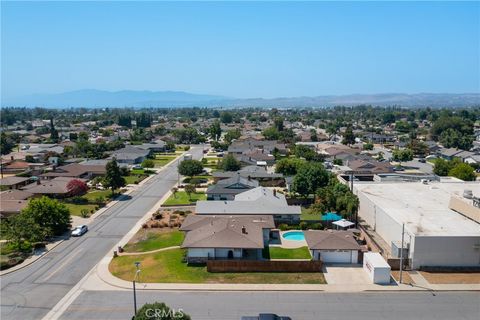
[262,127,280,140]
[220,112,233,124]
[133,302,191,320]
[292,162,329,196]
[433,158,456,176]
[274,117,284,131]
[408,140,428,157]
[103,159,126,196]
[4,212,46,249]
[363,143,374,151]
[50,118,59,143]
[184,184,196,200]
[275,158,305,176]
[341,125,355,145]
[142,159,155,168]
[0,132,15,155]
[220,154,241,171]
[224,128,241,144]
[178,159,203,177]
[449,163,476,181]
[21,196,71,237]
[294,145,317,161]
[392,148,414,166]
[209,120,222,141]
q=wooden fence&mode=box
[207,260,323,273]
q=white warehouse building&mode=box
[354,179,480,270]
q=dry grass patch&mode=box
[419,272,480,284]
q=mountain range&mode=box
[2,90,479,108]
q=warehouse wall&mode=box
[412,236,480,269]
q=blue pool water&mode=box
[282,231,305,241]
[321,212,342,221]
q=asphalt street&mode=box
[0,147,204,320]
[59,290,480,320]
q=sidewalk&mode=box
[1,153,184,277]
[93,253,480,292]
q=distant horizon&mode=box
[2,1,479,100]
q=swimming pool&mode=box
[282,231,305,241]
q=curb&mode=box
[0,239,65,276]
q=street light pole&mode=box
[399,223,405,284]
[133,262,141,317]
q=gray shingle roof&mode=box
[304,230,361,250]
[197,187,301,216]
[181,215,272,249]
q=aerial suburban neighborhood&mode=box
[1,1,479,320]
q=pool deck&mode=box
[271,230,308,249]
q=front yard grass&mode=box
[109,248,325,284]
[267,246,312,259]
[163,191,206,206]
[300,207,322,221]
[123,230,184,253]
[63,203,98,216]
[153,155,177,167]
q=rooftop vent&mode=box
[463,189,473,199]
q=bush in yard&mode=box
[278,224,289,231]
[188,178,207,186]
[142,159,155,168]
[133,302,191,320]
[299,221,308,230]
[67,179,88,196]
[80,209,90,218]
[69,196,88,205]
[178,160,203,177]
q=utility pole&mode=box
[132,262,141,317]
[399,223,405,284]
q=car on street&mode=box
[71,225,88,237]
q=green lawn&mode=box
[83,190,112,201]
[63,203,98,216]
[153,155,177,167]
[124,175,148,185]
[301,208,322,221]
[267,246,312,260]
[61,189,113,216]
[109,248,325,284]
[123,230,184,253]
[163,191,206,206]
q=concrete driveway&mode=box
[322,264,371,284]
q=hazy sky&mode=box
[1,1,479,99]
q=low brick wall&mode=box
[207,260,323,273]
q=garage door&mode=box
[319,250,352,263]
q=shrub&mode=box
[299,221,308,230]
[80,209,90,218]
[278,224,289,231]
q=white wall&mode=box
[412,236,480,269]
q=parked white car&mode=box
[71,225,88,237]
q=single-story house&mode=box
[206,173,259,200]
[108,145,151,164]
[197,187,301,223]
[136,139,166,152]
[304,230,362,264]
[22,177,87,198]
[212,166,284,183]
[40,163,106,180]
[0,189,33,218]
[0,176,31,190]
[180,215,274,263]
[237,150,276,166]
